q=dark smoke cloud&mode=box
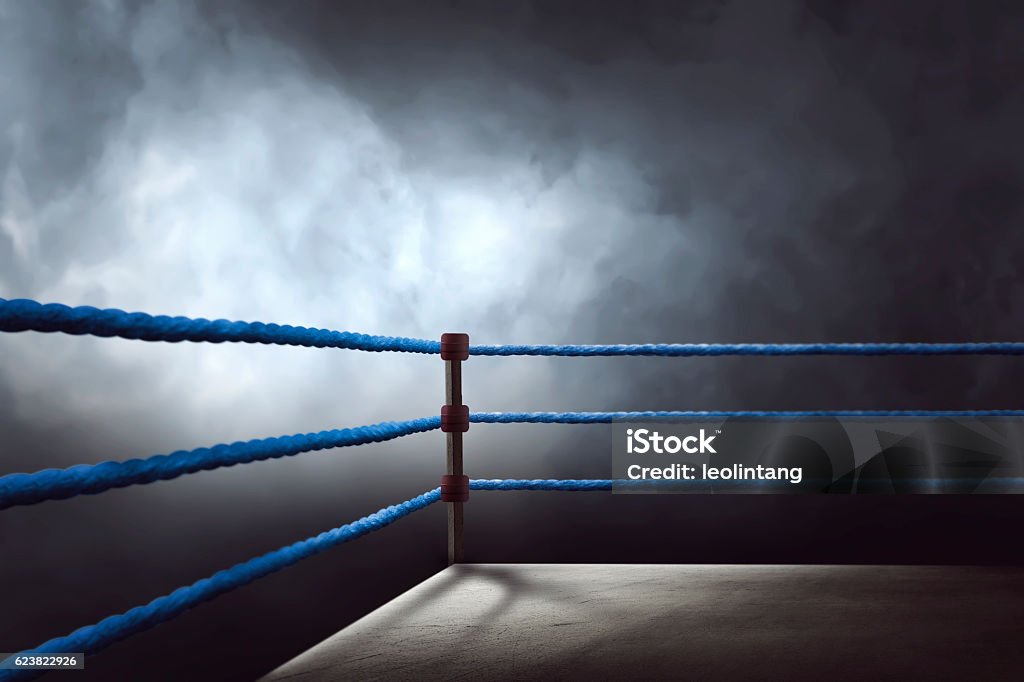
[2,1,1024,679]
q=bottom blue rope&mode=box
[0,488,441,682]
[17,471,1004,678]
[471,479,614,491]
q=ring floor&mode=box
[261,564,1024,681]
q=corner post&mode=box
[440,333,469,565]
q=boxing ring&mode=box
[2,298,1024,680]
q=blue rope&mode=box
[0,417,440,510]
[7,299,1024,358]
[470,478,1024,490]
[470,410,1024,424]
[472,479,614,491]
[469,479,828,490]
[0,488,441,682]
[0,298,440,353]
[6,411,1021,510]
[470,342,1024,356]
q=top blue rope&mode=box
[5,298,1024,356]
[0,298,440,354]
[469,342,1024,356]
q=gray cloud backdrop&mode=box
[2,0,1024,679]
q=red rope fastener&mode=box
[441,474,470,502]
[440,332,469,361]
[441,404,470,432]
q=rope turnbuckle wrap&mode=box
[440,405,470,432]
[440,333,469,361]
[441,475,470,502]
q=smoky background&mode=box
[2,0,1024,679]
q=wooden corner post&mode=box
[439,333,469,565]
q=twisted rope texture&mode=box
[0,298,440,353]
[471,479,614,491]
[470,342,1024,356]
[0,488,441,682]
[7,299,1024,357]
[0,417,440,509]
[470,410,1024,424]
